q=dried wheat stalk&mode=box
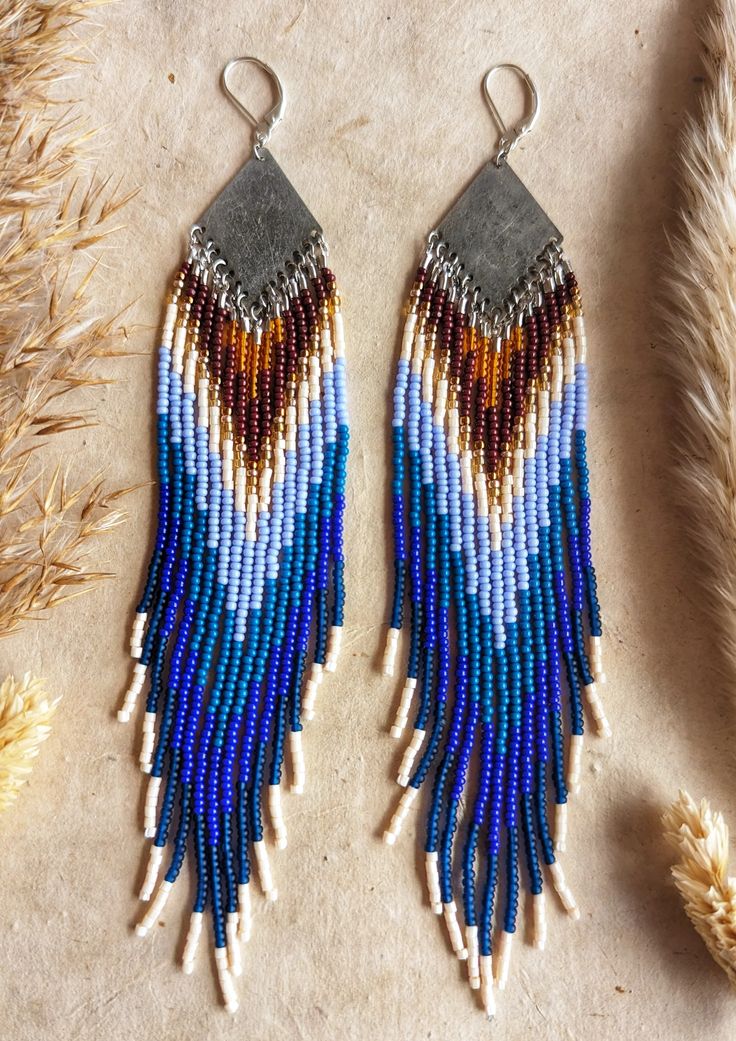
[0,0,138,638]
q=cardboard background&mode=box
[3,2,735,1038]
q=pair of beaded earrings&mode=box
[117,57,607,1019]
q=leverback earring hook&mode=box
[222,56,286,161]
[483,63,540,167]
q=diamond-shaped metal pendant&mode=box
[436,160,561,302]
[198,148,321,303]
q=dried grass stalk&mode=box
[660,0,736,986]
[663,791,736,986]
[0,672,59,811]
[661,0,736,672]
[0,0,138,637]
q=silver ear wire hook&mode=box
[482,63,540,167]
[222,56,286,161]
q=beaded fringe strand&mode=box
[382,236,606,1017]
[119,228,349,1012]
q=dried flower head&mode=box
[0,672,59,812]
[663,791,736,987]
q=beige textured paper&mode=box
[3,2,736,1039]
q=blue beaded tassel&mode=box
[119,229,348,1011]
[383,239,607,1016]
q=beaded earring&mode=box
[117,57,349,1012]
[382,65,608,1016]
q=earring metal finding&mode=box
[223,56,286,161]
[483,63,540,166]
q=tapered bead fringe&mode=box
[118,228,349,1011]
[383,236,605,1011]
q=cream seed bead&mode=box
[235,467,246,513]
[448,406,460,455]
[268,783,287,849]
[584,681,612,738]
[480,955,496,1019]
[215,947,239,1014]
[563,336,576,383]
[525,402,538,458]
[538,387,550,438]
[129,612,147,659]
[143,775,161,837]
[302,662,323,721]
[289,729,305,795]
[390,677,416,738]
[209,403,220,454]
[286,403,297,453]
[118,662,147,723]
[397,726,424,787]
[308,353,321,401]
[573,313,588,364]
[475,472,489,518]
[320,325,334,372]
[411,331,424,375]
[555,802,569,852]
[466,925,481,989]
[139,842,163,901]
[513,447,524,498]
[422,354,435,403]
[551,353,563,402]
[400,313,417,363]
[245,493,258,541]
[139,710,156,773]
[237,883,252,943]
[222,438,234,492]
[382,626,400,676]
[460,450,473,496]
[533,892,547,950]
[567,732,584,795]
[494,930,513,990]
[182,911,203,975]
[549,861,580,919]
[589,634,606,684]
[183,348,197,394]
[425,851,442,914]
[161,301,178,349]
[501,471,513,525]
[383,785,419,844]
[443,901,468,960]
[491,500,502,553]
[197,376,209,428]
[172,323,187,375]
[253,838,278,902]
[434,377,448,426]
[136,879,173,937]
[297,380,309,426]
[333,310,346,359]
[324,625,343,671]
[273,442,286,485]
[258,466,272,512]
[226,912,242,977]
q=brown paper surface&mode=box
[3,2,735,1038]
